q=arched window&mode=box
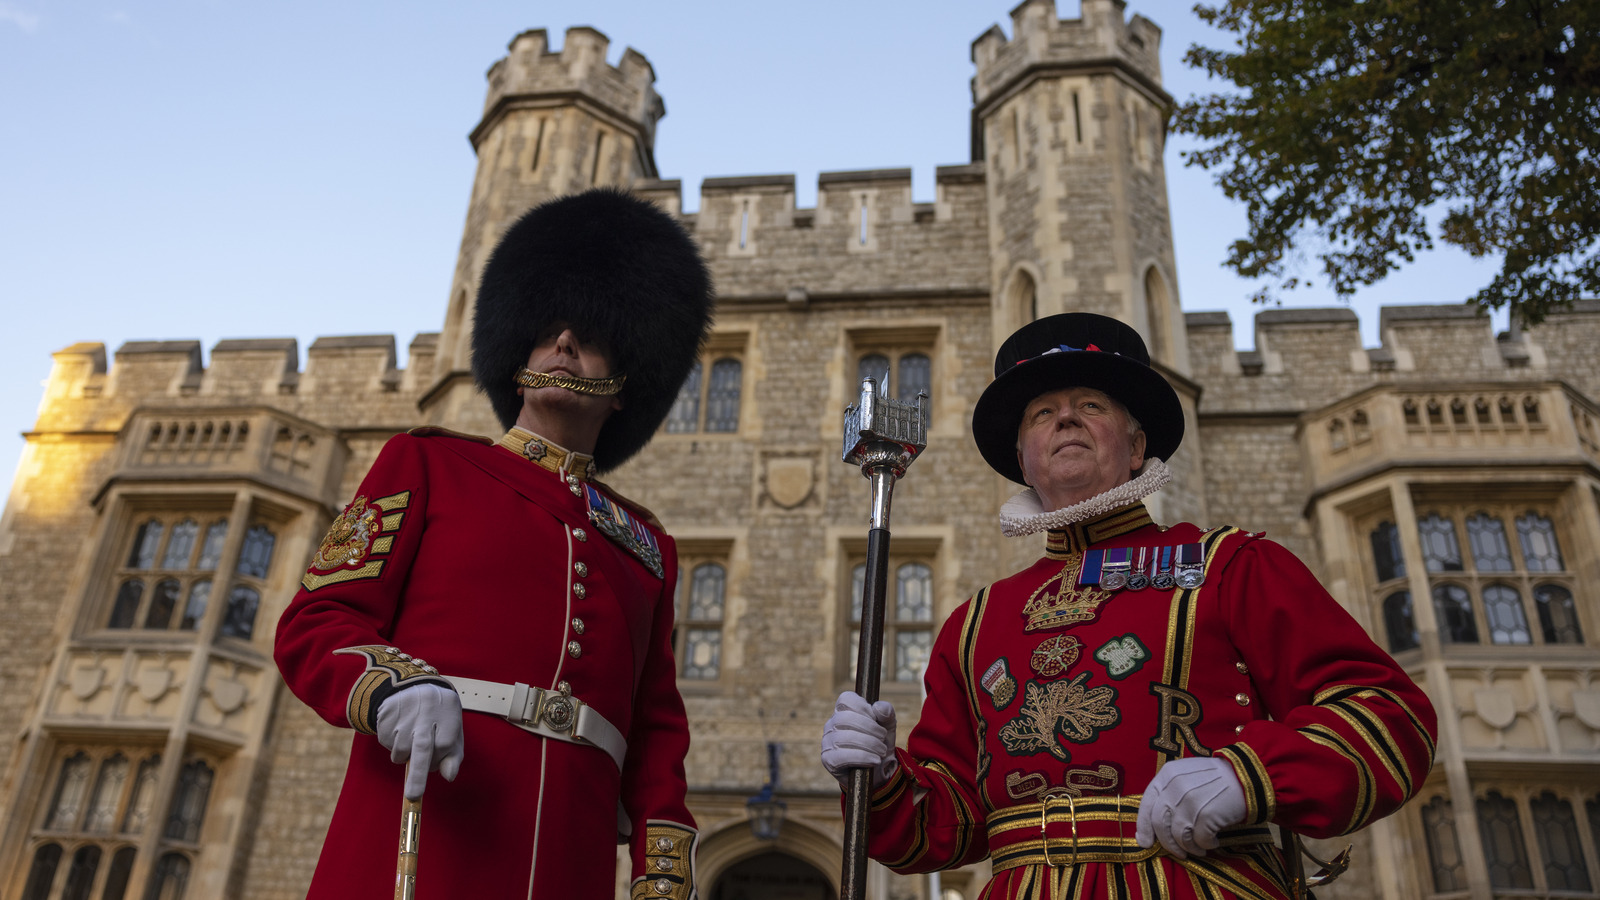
[1433,584,1478,644]
[1418,514,1464,572]
[127,520,163,569]
[179,580,211,631]
[1536,584,1584,644]
[160,520,198,569]
[144,579,180,630]
[21,843,62,900]
[1370,521,1406,582]
[122,756,161,834]
[705,359,742,433]
[1516,512,1564,571]
[1478,791,1534,889]
[84,753,129,833]
[148,852,191,900]
[1466,513,1514,571]
[103,847,136,900]
[46,752,93,830]
[1382,591,1419,653]
[164,760,213,842]
[1420,795,1466,892]
[60,845,101,900]
[194,520,228,570]
[236,525,275,579]
[220,586,260,640]
[857,354,890,393]
[893,563,934,682]
[1482,584,1531,644]
[108,581,144,629]
[1531,792,1591,890]
[665,360,702,434]
[678,563,726,681]
[897,354,931,404]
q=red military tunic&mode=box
[275,428,696,900]
[865,503,1437,900]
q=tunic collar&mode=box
[1044,503,1155,558]
[498,427,595,482]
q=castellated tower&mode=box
[972,0,1187,375]
[423,27,665,433]
[972,0,1202,525]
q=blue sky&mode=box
[0,0,1504,510]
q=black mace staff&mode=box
[840,378,928,900]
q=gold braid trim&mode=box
[515,367,626,396]
[632,821,698,900]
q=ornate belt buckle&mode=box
[540,683,578,737]
[1039,789,1077,868]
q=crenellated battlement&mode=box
[674,165,992,300]
[33,333,443,436]
[1185,301,1600,414]
[970,0,1164,116]
[475,26,663,151]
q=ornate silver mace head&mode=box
[842,378,928,478]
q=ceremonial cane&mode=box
[840,378,928,900]
[395,764,421,900]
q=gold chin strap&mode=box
[514,367,626,397]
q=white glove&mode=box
[375,683,465,800]
[1135,756,1248,859]
[820,691,898,790]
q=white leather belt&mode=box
[446,675,627,771]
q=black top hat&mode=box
[471,189,714,472]
[971,313,1183,484]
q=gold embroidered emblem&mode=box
[1020,555,1114,632]
[1031,635,1082,677]
[980,658,1017,709]
[998,673,1121,761]
[311,496,380,570]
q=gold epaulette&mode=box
[405,425,495,445]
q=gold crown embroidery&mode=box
[1020,555,1113,632]
[311,496,380,571]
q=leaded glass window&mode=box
[236,525,275,579]
[1478,791,1534,889]
[1383,591,1419,653]
[1418,514,1464,572]
[1530,791,1591,891]
[160,520,198,569]
[22,844,62,900]
[896,563,933,623]
[1433,584,1479,644]
[1420,795,1466,893]
[897,354,931,403]
[195,520,227,570]
[1517,513,1565,571]
[108,581,143,629]
[1466,513,1514,571]
[149,852,191,900]
[220,586,260,640]
[848,558,936,683]
[123,755,161,833]
[678,563,726,680]
[144,579,180,629]
[705,358,742,433]
[665,361,702,433]
[103,848,136,900]
[107,513,233,632]
[1370,521,1406,582]
[45,752,92,830]
[128,520,163,569]
[180,580,211,631]
[84,753,129,833]
[1482,583,1531,645]
[1536,584,1584,644]
[60,845,100,900]
[165,760,212,843]
[857,354,890,393]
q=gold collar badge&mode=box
[1021,554,1114,632]
[498,428,595,483]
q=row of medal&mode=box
[1075,543,1206,591]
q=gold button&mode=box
[572,528,587,542]
[655,837,673,852]
[1235,724,1246,735]
[572,618,585,635]
[654,879,672,895]
[575,562,588,578]
[573,583,588,599]
[568,641,582,659]
[1236,661,1249,675]
[1235,693,1251,706]
[557,680,571,693]
[655,857,673,872]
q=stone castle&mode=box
[3,1,1598,898]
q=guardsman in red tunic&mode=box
[275,189,712,899]
[821,314,1438,899]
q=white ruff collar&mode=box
[998,459,1172,537]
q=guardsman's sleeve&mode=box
[623,534,700,900]
[863,597,991,874]
[273,434,450,734]
[1210,539,1438,840]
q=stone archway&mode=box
[710,851,836,900]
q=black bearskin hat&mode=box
[472,188,714,471]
